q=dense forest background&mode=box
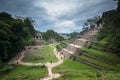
[0,12,36,64]
[97,0,120,55]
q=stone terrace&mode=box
[61,25,101,58]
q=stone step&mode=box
[69,44,82,48]
[81,35,95,40]
[62,29,99,59]
[86,34,96,36]
[63,48,73,54]
[66,45,77,52]
[73,39,87,46]
[93,30,98,33]
[62,50,71,58]
[77,39,88,41]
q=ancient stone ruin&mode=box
[61,24,102,58]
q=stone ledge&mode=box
[63,49,73,54]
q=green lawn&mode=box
[0,65,47,80]
[53,47,120,80]
[53,59,120,80]
[54,59,95,71]
[53,59,98,80]
[22,45,58,63]
[81,48,120,64]
[79,55,118,70]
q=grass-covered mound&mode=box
[22,45,58,63]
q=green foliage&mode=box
[54,59,95,71]
[56,41,70,51]
[86,16,101,27]
[56,44,63,51]
[97,2,120,54]
[0,12,36,63]
[53,46,120,80]
[0,64,14,72]
[41,30,64,42]
[81,48,120,65]
[0,65,47,80]
[81,16,101,34]
[54,70,120,80]
[69,32,80,39]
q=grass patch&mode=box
[61,41,70,45]
[79,55,117,70]
[98,39,108,46]
[81,48,120,64]
[0,65,47,80]
[54,59,95,71]
[54,70,120,80]
[53,59,120,80]
[22,45,58,63]
[53,59,96,79]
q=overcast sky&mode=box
[0,0,117,33]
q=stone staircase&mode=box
[60,24,120,70]
[73,39,87,46]
[61,26,100,58]
[60,24,120,71]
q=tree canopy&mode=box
[97,0,120,55]
[41,30,64,42]
[0,12,36,64]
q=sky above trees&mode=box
[0,0,117,33]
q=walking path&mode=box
[41,47,64,80]
[8,45,64,80]
[8,46,43,66]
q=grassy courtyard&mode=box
[22,45,58,63]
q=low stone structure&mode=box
[34,32,46,45]
[34,32,42,40]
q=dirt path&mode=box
[8,45,64,80]
[40,47,64,80]
[8,45,43,66]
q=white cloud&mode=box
[55,21,76,28]
[1,0,116,33]
[33,0,116,33]
[34,0,83,17]
[53,20,82,33]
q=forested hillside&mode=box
[41,30,64,42]
[0,12,36,64]
[97,0,120,55]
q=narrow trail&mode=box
[8,45,64,80]
[8,46,43,66]
[18,50,42,66]
[40,47,64,80]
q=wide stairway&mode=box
[61,25,120,71]
[62,27,99,58]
